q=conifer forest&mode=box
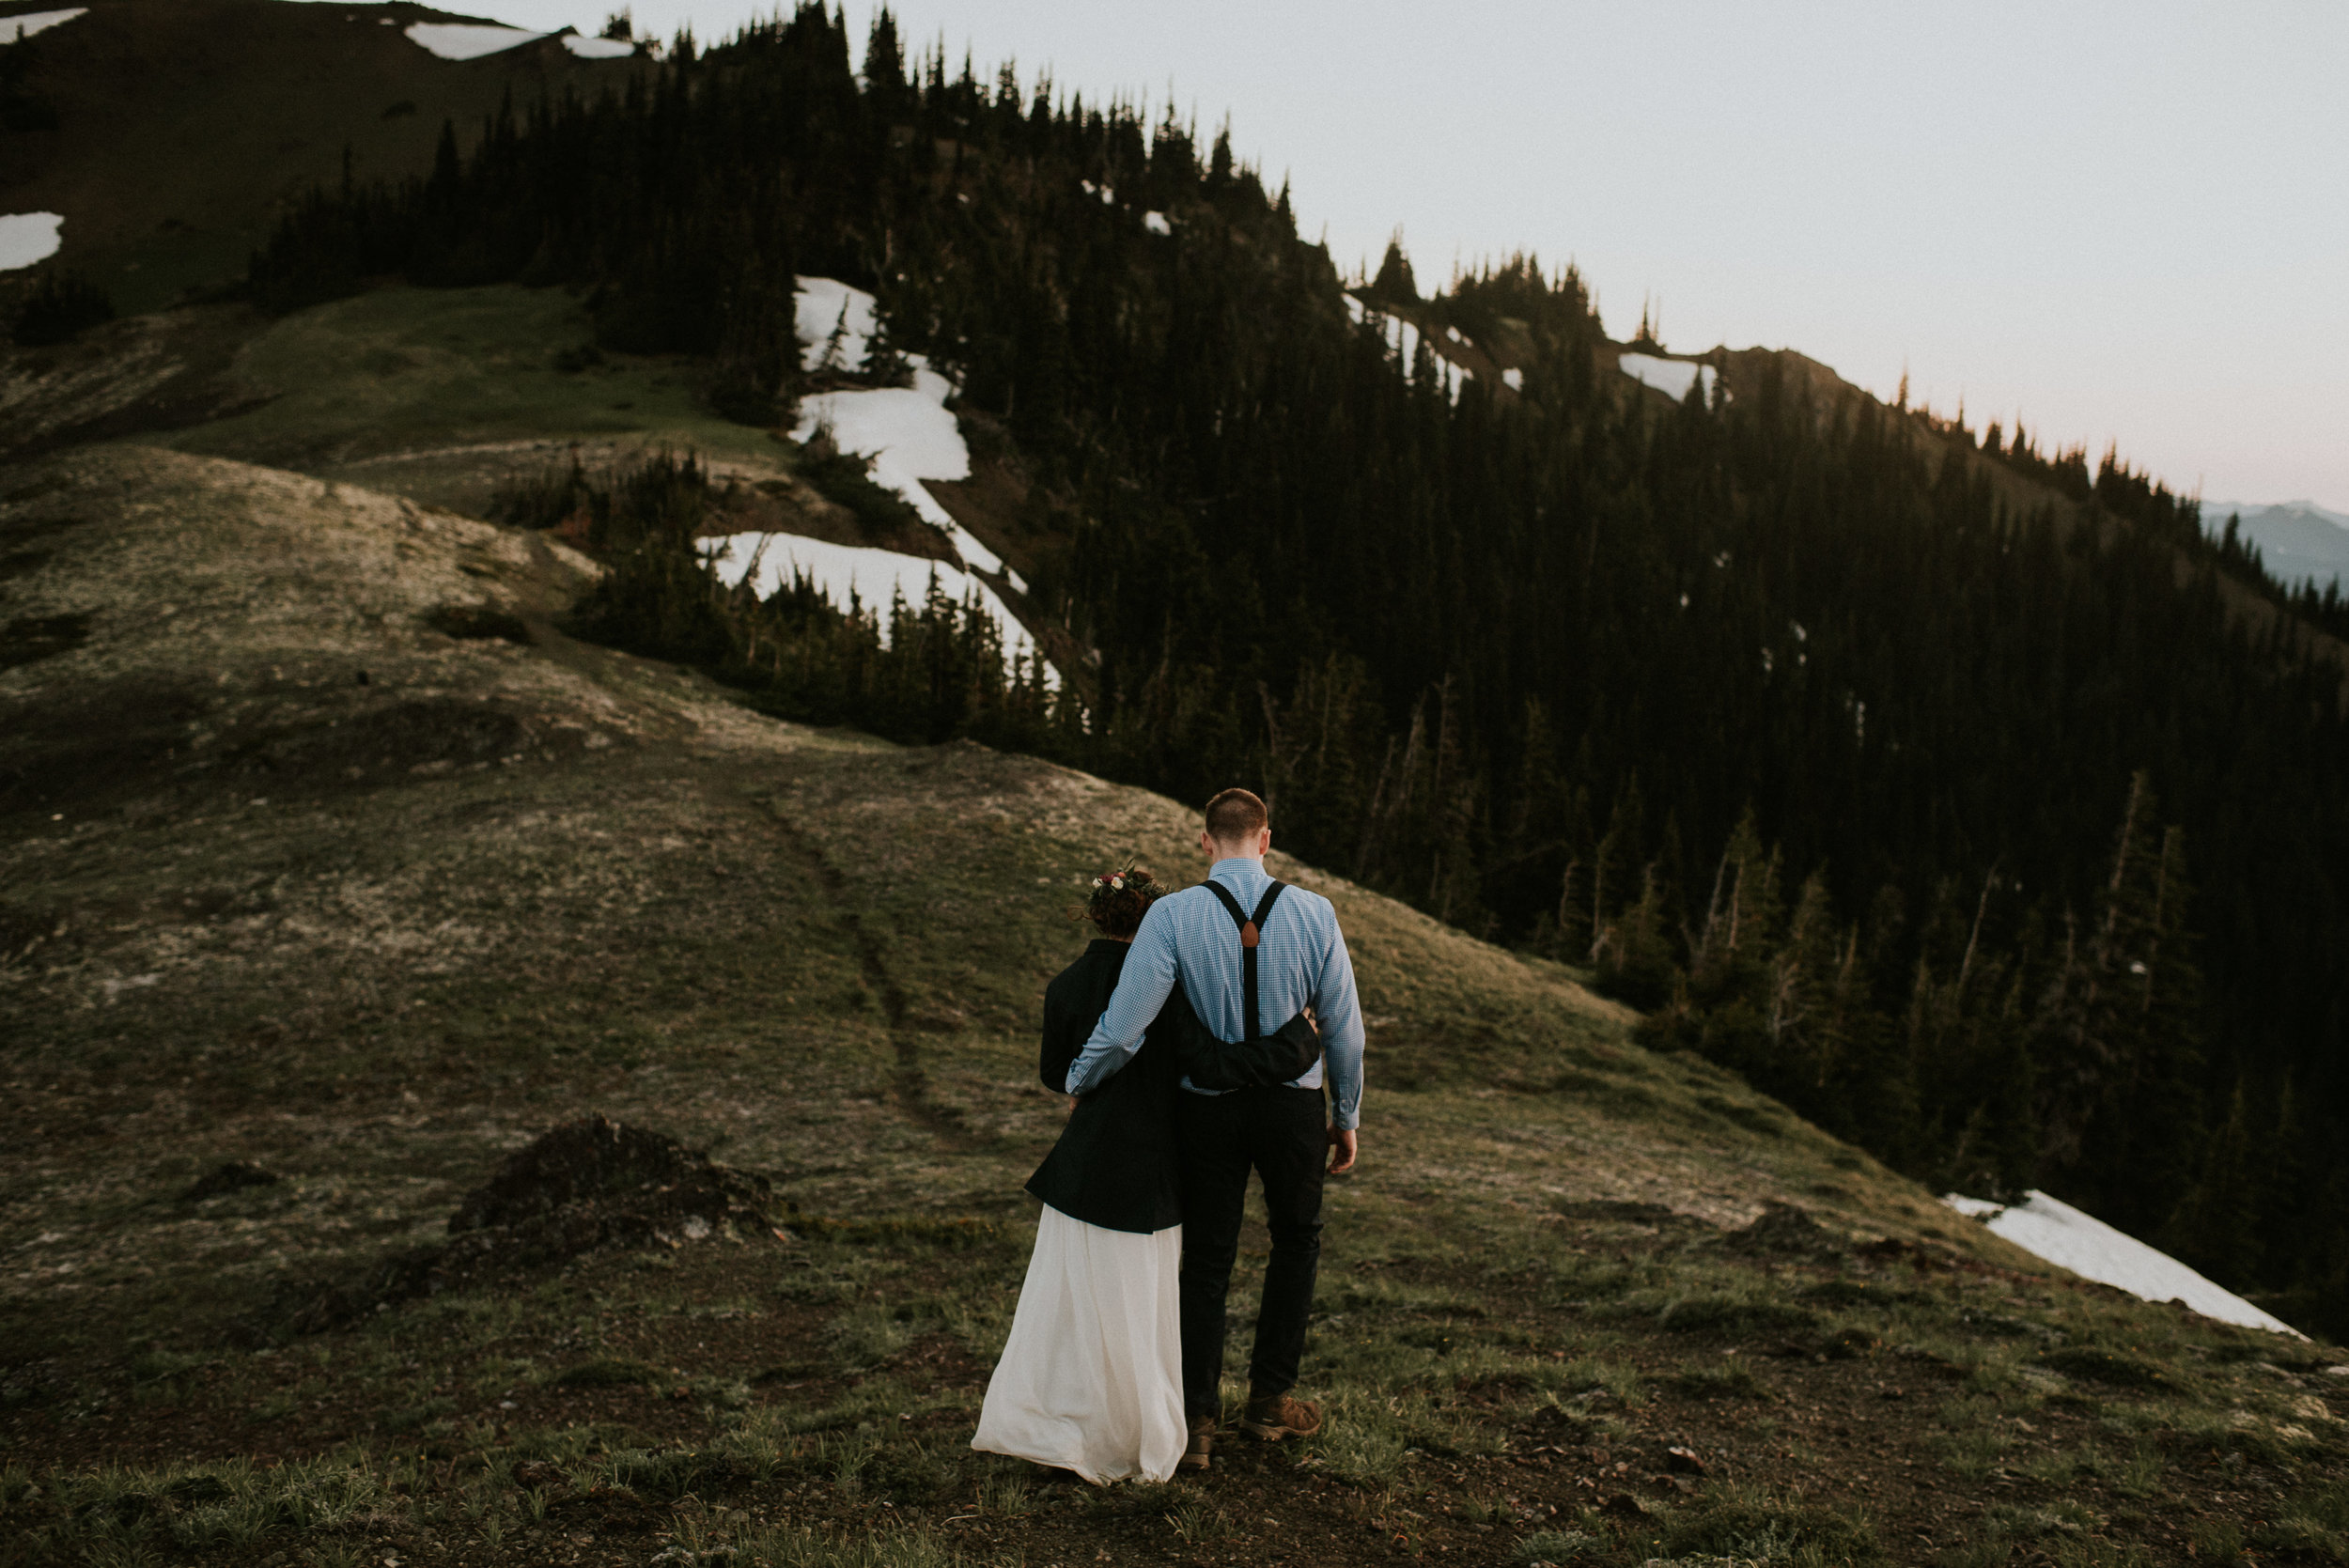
[250,6,2349,1337]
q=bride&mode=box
[972,862,1317,1483]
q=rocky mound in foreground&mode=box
[293,1115,778,1331]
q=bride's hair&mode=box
[1078,860,1164,939]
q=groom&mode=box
[1064,787,1365,1473]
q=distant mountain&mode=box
[2203,499,2349,591]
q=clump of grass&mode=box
[1303,1391,1411,1483]
[866,1439,961,1505]
[1165,1495,1232,1545]
[2250,1476,2349,1560]
[977,1466,1032,1517]
[1652,1482,1887,1565]
[2190,1517,2249,1564]
[2013,1439,2164,1496]
[552,1358,662,1389]
[823,1302,919,1370]
[1657,1294,1819,1339]
[1985,1498,2103,1539]
[725,1519,959,1568]
[2038,1345,2172,1390]
[819,1432,878,1497]
[1513,1529,1596,1564]
[19,1453,403,1561]
[1800,1276,1916,1308]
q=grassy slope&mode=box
[0,299,2344,1568]
[148,285,801,514]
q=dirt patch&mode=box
[180,1160,278,1201]
[1730,1200,1843,1257]
[224,694,586,791]
[423,603,534,644]
[290,1116,779,1332]
[449,1114,774,1242]
[0,676,210,815]
[0,611,92,671]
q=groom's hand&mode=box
[1327,1127,1358,1174]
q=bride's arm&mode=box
[1064,906,1178,1094]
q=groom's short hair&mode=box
[1204,788,1268,844]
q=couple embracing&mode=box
[972,788,1366,1483]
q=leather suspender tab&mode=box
[1202,879,1286,1040]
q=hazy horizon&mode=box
[333,0,2346,513]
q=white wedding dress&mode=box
[971,1204,1187,1483]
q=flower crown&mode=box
[1079,857,1162,925]
[1091,853,1153,891]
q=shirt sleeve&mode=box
[1065,903,1180,1094]
[1310,908,1366,1130]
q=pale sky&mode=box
[440,0,2346,512]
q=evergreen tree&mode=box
[1367,231,1418,304]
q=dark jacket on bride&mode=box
[1028,939,1318,1234]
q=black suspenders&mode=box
[1202,879,1287,1040]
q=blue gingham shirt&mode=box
[1065,858,1364,1130]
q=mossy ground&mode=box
[1,309,2343,1567]
[148,285,799,518]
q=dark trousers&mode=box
[1175,1084,1327,1421]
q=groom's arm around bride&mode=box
[1063,788,1364,1468]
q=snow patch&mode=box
[1620,353,1717,403]
[0,8,84,43]
[703,533,1048,681]
[1080,180,1115,204]
[1942,1189,2306,1338]
[1501,367,1524,392]
[790,277,1027,595]
[562,33,635,58]
[794,383,1012,583]
[1143,210,1173,236]
[0,211,63,271]
[404,23,543,60]
[798,386,965,490]
[795,275,879,373]
[1345,293,1468,404]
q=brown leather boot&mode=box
[1239,1391,1323,1440]
[1180,1415,1216,1471]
